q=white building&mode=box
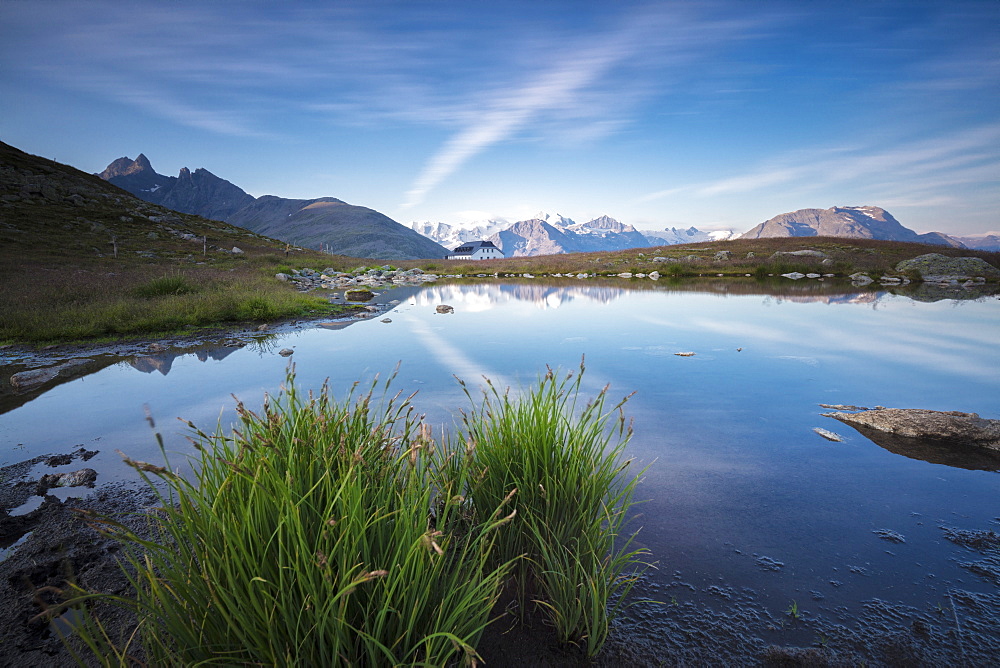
[446,240,504,260]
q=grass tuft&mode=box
[63,363,649,664]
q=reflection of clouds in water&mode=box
[561,337,588,345]
[622,345,679,358]
[774,355,820,366]
[403,315,507,386]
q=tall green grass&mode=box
[458,364,649,656]
[63,364,648,664]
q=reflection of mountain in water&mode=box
[129,346,242,376]
[415,282,625,310]
[414,277,998,310]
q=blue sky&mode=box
[1,1,997,235]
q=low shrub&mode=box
[132,273,199,298]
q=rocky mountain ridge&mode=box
[99,156,447,260]
[741,206,963,247]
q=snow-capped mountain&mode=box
[410,219,508,250]
[642,226,738,245]
[413,212,733,256]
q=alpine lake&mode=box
[2,276,999,665]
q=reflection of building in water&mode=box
[129,346,241,376]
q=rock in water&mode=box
[824,408,1000,452]
[37,468,98,494]
[813,427,844,442]
[895,254,1000,281]
[435,305,454,314]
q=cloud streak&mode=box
[401,6,760,208]
[638,122,1000,207]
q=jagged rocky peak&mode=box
[98,153,153,179]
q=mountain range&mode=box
[413,212,736,257]
[99,156,447,260]
[416,205,998,255]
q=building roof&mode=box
[451,240,499,253]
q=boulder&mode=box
[278,348,294,357]
[770,250,828,258]
[345,290,375,302]
[895,254,1000,281]
[435,305,455,314]
[37,468,98,494]
[781,272,805,280]
[825,408,1000,453]
[849,272,873,286]
[714,250,733,261]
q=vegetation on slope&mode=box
[395,236,1000,279]
[0,142,372,344]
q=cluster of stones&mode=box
[0,163,103,207]
[275,266,439,291]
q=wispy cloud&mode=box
[401,6,761,208]
[638,122,1000,207]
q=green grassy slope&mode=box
[0,141,367,343]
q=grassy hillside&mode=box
[395,236,1000,278]
[0,142,370,344]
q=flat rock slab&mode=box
[825,408,1000,459]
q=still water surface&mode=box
[3,279,998,654]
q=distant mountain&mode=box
[489,219,576,257]
[740,206,964,247]
[99,156,447,260]
[415,212,701,256]
[953,233,1000,251]
[0,140,299,263]
[484,215,652,256]
[642,226,738,245]
[411,219,509,251]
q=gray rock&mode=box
[825,408,1000,452]
[714,250,732,261]
[9,360,93,392]
[652,256,668,262]
[278,348,294,357]
[849,272,873,286]
[895,253,1000,281]
[771,250,828,258]
[275,273,291,281]
[781,272,806,280]
[435,305,455,314]
[10,368,60,391]
[231,246,244,254]
[37,468,98,493]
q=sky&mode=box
[1,0,998,236]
